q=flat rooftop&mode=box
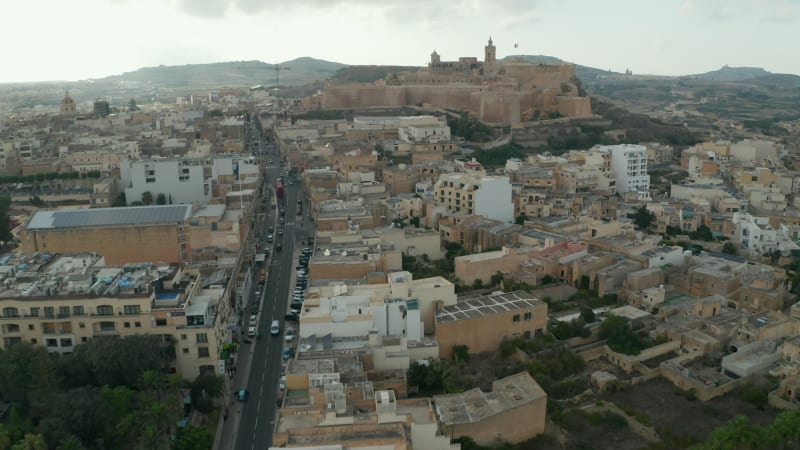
[436,290,545,324]
[433,372,545,425]
[27,205,192,230]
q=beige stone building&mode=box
[432,372,547,446]
[435,291,547,358]
[0,253,233,380]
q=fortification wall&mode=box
[323,84,407,109]
[558,96,593,117]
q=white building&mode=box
[121,159,210,205]
[434,172,514,222]
[398,122,451,144]
[600,144,650,199]
[732,212,800,256]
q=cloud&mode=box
[172,0,542,20]
[178,0,230,18]
[679,0,800,22]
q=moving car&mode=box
[270,320,280,335]
[238,389,249,401]
[247,326,256,337]
[249,315,257,326]
[276,243,283,251]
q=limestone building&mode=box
[0,253,233,380]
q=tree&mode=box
[174,426,213,450]
[515,213,528,225]
[409,216,421,228]
[112,192,127,207]
[141,191,153,205]
[56,435,86,450]
[155,193,167,205]
[580,306,596,323]
[0,196,12,242]
[128,98,139,112]
[690,225,713,242]
[452,345,470,366]
[11,434,46,450]
[722,241,738,255]
[632,204,655,230]
[598,314,644,355]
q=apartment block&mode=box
[434,172,513,222]
[598,144,650,198]
[0,253,233,380]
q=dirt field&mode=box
[593,378,779,449]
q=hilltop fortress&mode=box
[317,38,592,125]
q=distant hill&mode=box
[99,58,346,89]
[693,66,772,82]
[503,54,621,81]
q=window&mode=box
[31,338,37,344]
[96,305,113,316]
[81,337,88,343]
[183,348,189,354]
[43,307,54,318]
[60,338,72,347]
[79,322,85,328]
[197,333,208,343]
[155,319,167,326]
[524,311,532,321]
[181,334,187,340]
[73,306,85,316]
[3,307,19,318]
[46,338,58,348]
[512,314,520,323]
[198,347,210,358]
[124,322,130,328]
[30,307,40,317]
[134,322,141,328]
[123,305,141,315]
[535,328,544,336]
[28,324,34,331]
[59,306,70,318]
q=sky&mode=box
[3,0,799,83]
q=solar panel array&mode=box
[29,205,191,229]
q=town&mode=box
[2,33,800,450]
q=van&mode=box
[270,320,280,335]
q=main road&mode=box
[232,162,310,450]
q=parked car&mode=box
[247,326,256,337]
[249,315,257,326]
[284,329,295,342]
[238,389,249,401]
[285,312,299,322]
[290,302,303,310]
[279,376,287,390]
[276,243,283,251]
[282,348,295,361]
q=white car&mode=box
[279,375,286,391]
[285,328,295,342]
[247,326,256,337]
[249,315,257,326]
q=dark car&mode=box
[276,243,283,251]
[290,302,303,310]
[282,348,295,361]
[237,389,249,401]
[285,312,299,322]
[268,226,274,233]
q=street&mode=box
[217,120,311,450]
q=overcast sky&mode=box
[3,0,798,83]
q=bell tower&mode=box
[484,36,496,77]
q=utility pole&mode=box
[273,62,291,125]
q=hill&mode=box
[99,57,346,89]
[692,65,772,82]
